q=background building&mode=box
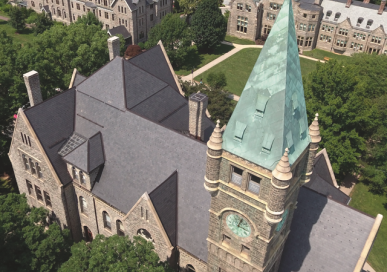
[26,0,172,44]
[227,0,387,55]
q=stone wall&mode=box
[228,0,260,41]
[179,247,208,272]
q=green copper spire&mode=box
[222,0,310,170]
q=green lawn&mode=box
[225,35,256,45]
[349,182,387,272]
[0,19,35,45]
[303,48,349,62]
[174,44,234,76]
[195,48,318,96]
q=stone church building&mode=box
[227,0,387,55]
[9,0,382,271]
[25,0,172,44]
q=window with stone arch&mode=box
[80,171,86,184]
[116,220,124,236]
[72,167,79,180]
[186,264,196,272]
[103,211,111,230]
[137,229,154,244]
[80,196,87,213]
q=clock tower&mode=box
[203,0,321,271]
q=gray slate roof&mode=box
[279,187,375,272]
[305,151,350,204]
[72,71,86,87]
[108,25,131,39]
[24,88,76,185]
[321,0,387,33]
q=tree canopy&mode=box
[146,13,193,67]
[191,0,227,52]
[31,12,54,36]
[8,6,26,32]
[0,193,72,271]
[304,53,387,193]
[59,235,173,272]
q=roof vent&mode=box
[262,133,275,154]
[366,19,373,28]
[299,118,306,137]
[292,92,299,113]
[357,17,364,26]
[234,121,247,142]
[255,94,270,117]
[334,12,341,21]
[326,10,332,18]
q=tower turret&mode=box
[204,120,223,196]
[265,148,293,224]
[302,113,322,184]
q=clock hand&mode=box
[237,219,243,228]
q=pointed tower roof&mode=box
[222,0,310,170]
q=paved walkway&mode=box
[0,15,10,21]
[180,41,324,83]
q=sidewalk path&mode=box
[180,41,324,83]
[0,15,10,21]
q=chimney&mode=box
[188,92,208,141]
[107,36,120,60]
[345,0,352,8]
[378,0,386,14]
[314,0,320,5]
[23,70,43,107]
[363,0,370,3]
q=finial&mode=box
[207,120,223,150]
[315,113,319,120]
[216,120,220,127]
[309,112,321,143]
[272,148,292,181]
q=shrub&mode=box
[124,44,142,59]
[207,71,227,90]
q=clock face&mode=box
[226,214,251,238]
[276,209,289,232]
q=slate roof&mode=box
[24,88,76,185]
[305,149,351,204]
[279,187,375,272]
[321,0,387,33]
[72,71,86,87]
[23,44,213,261]
[108,25,131,39]
[222,0,310,170]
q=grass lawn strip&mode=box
[195,48,317,96]
[174,44,234,76]
[349,182,387,272]
[225,35,256,45]
[303,48,349,62]
[0,19,34,45]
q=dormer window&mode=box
[286,131,294,149]
[262,133,275,154]
[255,94,269,117]
[366,19,373,28]
[357,17,364,26]
[234,121,247,142]
[299,119,306,138]
[292,93,299,112]
[326,10,332,17]
[80,171,86,184]
[334,12,341,21]
[270,2,281,10]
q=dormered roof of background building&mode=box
[321,0,387,33]
[222,0,311,170]
[108,25,132,39]
[23,44,214,261]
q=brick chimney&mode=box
[107,36,120,60]
[188,92,208,141]
[378,0,386,14]
[23,70,43,107]
[363,0,370,3]
[345,0,352,8]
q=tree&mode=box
[146,13,193,67]
[59,235,173,272]
[191,0,227,52]
[75,12,102,28]
[0,193,72,271]
[179,0,200,21]
[182,80,233,126]
[125,44,142,59]
[8,6,25,32]
[32,12,54,35]
[304,53,387,190]
[207,71,226,90]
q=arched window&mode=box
[63,10,66,18]
[32,1,35,7]
[36,162,43,178]
[22,154,29,170]
[72,167,79,180]
[117,220,124,236]
[39,3,42,8]
[29,158,36,175]
[80,196,87,213]
[187,264,196,272]
[80,171,86,184]
[137,229,154,243]
[57,7,61,16]
[103,211,111,229]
